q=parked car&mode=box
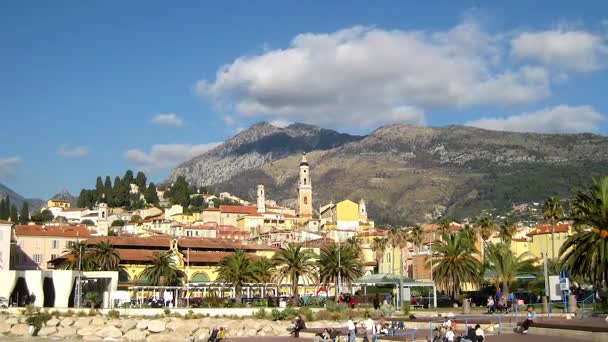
[0,296,9,308]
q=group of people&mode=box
[486,292,516,313]
[207,327,225,342]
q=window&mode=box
[304,178,307,185]
[304,196,308,205]
[52,240,59,249]
[33,254,42,264]
[50,254,57,261]
[0,231,4,240]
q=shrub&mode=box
[65,309,75,317]
[299,307,314,322]
[106,310,120,319]
[379,304,395,317]
[271,309,285,321]
[253,308,267,319]
[76,311,88,317]
[314,310,333,321]
[87,309,97,316]
[163,309,171,317]
[25,310,52,331]
[402,302,411,315]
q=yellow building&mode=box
[170,212,200,225]
[47,199,71,209]
[320,199,374,235]
[526,223,572,261]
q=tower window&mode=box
[304,197,308,205]
[304,178,307,185]
[304,170,307,173]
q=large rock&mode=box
[120,319,138,333]
[123,328,149,341]
[82,335,102,341]
[147,320,166,333]
[95,325,123,339]
[147,332,174,341]
[135,319,149,330]
[90,316,105,326]
[74,317,92,328]
[46,317,61,327]
[0,322,12,334]
[5,317,18,325]
[37,326,57,337]
[197,332,209,341]
[166,320,198,335]
[60,317,75,327]
[244,328,258,337]
[9,324,30,336]
[77,325,98,336]
[55,326,78,338]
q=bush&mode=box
[299,307,314,322]
[25,310,52,331]
[402,302,411,315]
[253,308,267,319]
[106,310,120,319]
[314,310,333,321]
[163,309,171,317]
[379,304,395,317]
[76,311,88,317]
[87,309,97,316]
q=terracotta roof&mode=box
[527,223,571,236]
[203,207,220,212]
[512,238,528,242]
[363,261,377,266]
[300,237,335,247]
[15,225,91,238]
[81,235,274,250]
[356,230,384,237]
[82,213,97,218]
[54,248,259,264]
[219,205,258,215]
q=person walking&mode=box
[347,316,356,342]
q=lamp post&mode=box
[75,243,83,309]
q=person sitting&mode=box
[497,296,507,313]
[461,326,477,342]
[217,327,225,341]
[207,328,218,342]
[518,305,536,334]
[486,296,495,313]
[474,324,484,341]
[291,315,305,338]
[313,328,332,342]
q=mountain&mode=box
[166,122,364,187]
[50,189,78,207]
[169,123,608,225]
[0,182,45,212]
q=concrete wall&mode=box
[0,223,11,271]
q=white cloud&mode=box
[511,30,608,71]
[197,21,552,127]
[0,157,21,177]
[57,145,89,158]
[466,105,604,133]
[125,143,221,171]
[152,113,184,127]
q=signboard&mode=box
[401,287,411,302]
[549,276,569,301]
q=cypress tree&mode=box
[10,205,18,223]
[135,171,147,190]
[112,176,126,207]
[0,198,6,220]
[144,182,160,206]
[95,176,104,202]
[103,176,113,204]
[19,201,29,224]
[123,170,134,185]
[77,189,87,208]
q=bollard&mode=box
[462,298,471,314]
[568,295,577,314]
[541,296,548,314]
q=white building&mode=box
[0,220,12,271]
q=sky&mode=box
[1,1,607,199]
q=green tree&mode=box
[438,217,453,238]
[216,250,255,303]
[84,291,100,308]
[498,219,517,245]
[77,189,87,208]
[130,215,142,223]
[477,217,495,242]
[91,241,121,271]
[111,219,125,227]
[387,227,408,279]
[31,209,54,224]
[112,176,127,207]
[166,176,191,208]
[9,205,18,223]
[58,242,96,271]
[81,219,95,226]
[560,176,608,287]
[427,230,482,299]
[135,171,147,189]
[459,224,477,245]
[543,196,564,260]
[318,244,363,291]
[103,176,113,204]
[140,252,185,286]
[123,170,134,185]
[95,176,104,202]
[272,244,318,306]
[371,237,387,273]
[0,198,7,220]
[484,243,535,295]
[251,256,274,283]
[19,200,29,224]
[144,182,160,206]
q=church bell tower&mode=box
[297,152,313,218]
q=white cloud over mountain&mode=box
[152,113,184,127]
[57,145,89,158]
[511,30,608,72]
[125,143,220,171]
[466,105,604,133]
[0,157,21,177]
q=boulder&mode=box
[120,319,138,333]
[147,332,174,342]
[77,326,98,336]
[95,325,123,339]
[135,319,149,330]
[0,322,12,334]
[9,324,30,336]
[197,332,209,341]
[46,317,61,327]
[244,328,258,336]
[60,317,76,327]
[90,317,105,326]
[37,326,57,337]
[123,328,149,341]
[5,317,18,325]
[147,319,166,333]
[82,335,102,341]
[54,326,78,338]
[74,317,92,328]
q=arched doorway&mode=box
[10,277,30,307]
[190,272,209,283]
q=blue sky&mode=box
[1,1,607,199]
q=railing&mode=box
[578,293,595,319]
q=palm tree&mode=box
[272,244,318,306]
[438,217,453,238]
[427,230,482,299]
[370,237,387,273]
[498,219,517,245]
[484,243,536,295]
[140,252,184,286]
[216,250,255,303]
[90,241,121,271]
[318,244,363,291]
[58,241,96,271]
[560,177,608,287]
[477,217,495,242]
[543,196,564,260]
[345,237,362,257]
[251,256,274,283]
[459,224,477,245]
[387,227,406,275]
[408,225,424,279]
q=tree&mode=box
[81,219,95,226]
[0,198,7,220]
[91,241,121,271]
[427,230,482,299]
[84,291,100,308]
[459,224,477,245]
[112,176,127,207]
[130,215,142,223]
[371,237,387,273]
[103,176,113,204]
[477,217,495,242]
[140,252,185,286]
[135,171,147,189]
[318,244,363,291]
[30,209,54,224]
[166,176,191,208]
[144,183,160,206]
[216,250,255,303]
[484,243,536,295]
[111,219,125,227]
[123,170,134,185]
[498,219,517,245]
[95,176,104,202]
[9,205,18,223]
[251,256,274,283]
[58,242,96,271]
[272,244,318,306]
[19,200,29,224]
[387,227,407,275]
[543,196,564,260]
[560,176,608,287]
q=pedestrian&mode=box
[347,316,356,342]
[518,305,536,334]
[373,294,380,310]
[348,297,356,309]
[445,327,455,342]
[364,315,376,342]
[474,324,484,341]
